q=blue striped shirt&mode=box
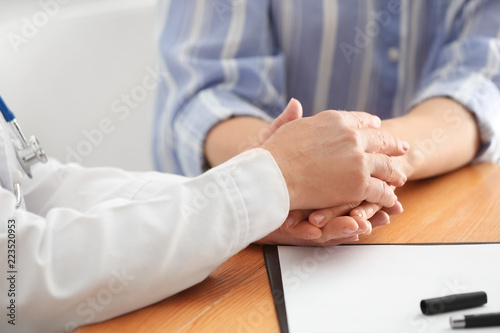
[153,0,500,176]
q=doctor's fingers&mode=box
[368,210,391,228]
[280,220,322,240]
[314,235,360,246]
[360,128,410,156]
[350,200,403,220]
[368,154,407,187]
[316,216,372,243]
[284,235,360,247]
[308,202,362,228]
[350,201,403,228]
[282,209,312,229]
[350,202,390,228]
[368,202,403,227]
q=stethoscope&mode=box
[0,95,47,207]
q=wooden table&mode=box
[77,163,500,333]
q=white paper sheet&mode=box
[278,244,500,333]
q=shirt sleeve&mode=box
[0,148,289,333]
[153,0,287,176]
[410,0,500,163]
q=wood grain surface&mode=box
[77,163,500,333]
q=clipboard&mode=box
[264,243,500,333]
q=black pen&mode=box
[450,312,500,328]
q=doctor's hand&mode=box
[258,200,403,246]
[253,99,407,246]
[261,105,408,211]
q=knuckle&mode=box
[347,201,362,211]
[376,131,388,153]
[350,150,366,168]
[385,155,396,179]
[363,203,378,217]
[342,127,362,147]
[356,114,364,129]
[366,179,386,204]
[318,110,341,127]
[376,183,386,204]
[347,112,364,129]
[380,183,394,205]
[333,111,348,125]
[324,109,341,119]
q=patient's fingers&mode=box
[363,178,398,208]
[368,154,407,187]
[361,128,410,156]
[268,99,303,135]
[337,111,382,129]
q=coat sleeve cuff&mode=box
[219,148,289,248]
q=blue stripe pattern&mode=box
[153,0,500,176]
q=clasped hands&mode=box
[256,99,409,246]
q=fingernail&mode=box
[352,235,360,242]
[351,209,364,219]
[402,140,410,151]
[342,227,356,234]
[285,215,297,228]
[307,232,320,239]
[314,213,325,226]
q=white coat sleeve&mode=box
[0,148,289,333]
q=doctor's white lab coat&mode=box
[0,121,289,332]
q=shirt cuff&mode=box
[174,89,274,177]
[410,71,500,163]
[219,148,289,248]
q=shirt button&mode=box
[387,47,399,62]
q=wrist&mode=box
[204,116,270,167]
[262,146,304,211]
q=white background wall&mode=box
[0,0,158,171]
